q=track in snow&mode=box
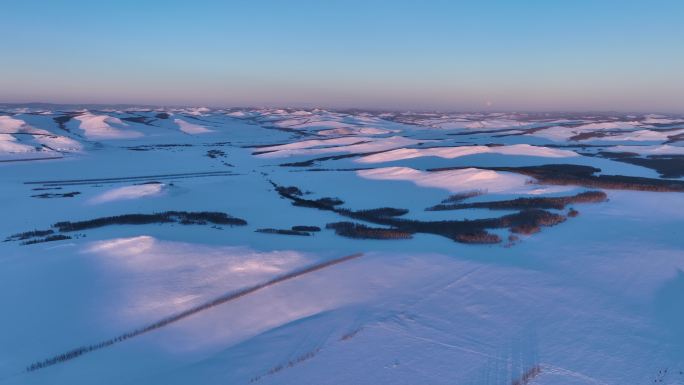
[23,170,238,186]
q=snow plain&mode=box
[0,106,683,385]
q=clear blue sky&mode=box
[1,0,683,111]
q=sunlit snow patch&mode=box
[0,115,26,132]
[0,134,37,154]
[88,183,165,204]
[84,236,311,322]
[74,113,143,139]
[175,118,213,134]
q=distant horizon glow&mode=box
[1,0,683,112]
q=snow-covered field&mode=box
[1,106,683,385]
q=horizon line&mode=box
[1,101,682,116]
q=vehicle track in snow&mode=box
[23,170,238,187]
[25,252,363,372]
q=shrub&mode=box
[291,225,321,232]
[353,207,409,218]
[5,229,54,241]
[21,234,72,245]
[326,222,412,240]
[272,182,578,245]
[52,115,73,131]
[429,190,607,211]
[206,149,226,158]
[121,116,152,125]
[274,185,304,197]
[256,228,310,236]
[31,192,81,199]
[454,231,501,244]
[53,211,247,232]
[441,190,484,203]
[511,224,541,234]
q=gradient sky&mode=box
[1,0,683,111]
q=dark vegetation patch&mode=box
[447,128,522,136]
[53,211,246,232]
[433,190,484,206]
[53,115,75,132]
[120,116,155,125]
[251,149,278,155]
[428,164,684,192]
[595,151,639,159]
[31,191,81,199]
[21,235,72,245]
[271,182,574,244]
[155,112,170,119]
[453,231,501,244]
[511,365,542,385]
[503,210,567,235]
[243,142,292,149]
[6,211,247,245]
[666,132,684,144]
[206,149,226,158]
[251,348,321,382]
[326,222,412,240]
[595,152,684,178]
[568,208,579,217]
[284,190,344,210]
[5,229,54,242]
[354,207,409,217]
[126,143,193,152]
[0,156,64,164]
[568,131,611,141]
[278,149,391,167]
[277,186,304,196]
[291,225,321,232]
[256,228,310,236]
[427,191,607,211]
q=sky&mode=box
[1,0,683,112]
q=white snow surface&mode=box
[0,116,26,132]
[174,119,213,134]
[1,107,684,385]
[74,113,143,139]
[88,183,165,204]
